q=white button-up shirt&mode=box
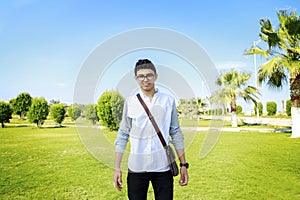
[115,89,184,172]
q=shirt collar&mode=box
[138,88,160,101]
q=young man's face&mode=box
[135,68,157,92]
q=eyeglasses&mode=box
[136,73,155,81]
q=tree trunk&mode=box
[231,111,238,127]
[230,98,238,127]
[290,73,300,138]
[291,107,300,138]
[1,122,4,128]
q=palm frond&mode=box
[258,57,288,89]
[288,61,300,75]
[277,9,300,44]
[215,70,259,110]
[287,47,300,55]
[243,46,269,59]
[260,19,281,48]
[245,86,260,98]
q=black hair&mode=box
[134,59,157,76]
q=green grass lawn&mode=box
[0,126,299,199]
[179,117,288,129]
[8,115,286,129]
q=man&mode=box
[113,59,188,200]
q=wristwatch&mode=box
[180,162,189,169]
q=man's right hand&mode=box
[113,169,123,191]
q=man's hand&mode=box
[179,167,188,186]
[113,169,123,191]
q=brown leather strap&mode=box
[136,94,167,147]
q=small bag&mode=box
[165,145,179,176]
[137,94,179,176]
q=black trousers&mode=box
[127,170,173,200]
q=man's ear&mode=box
[154,73,158,81]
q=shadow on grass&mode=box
[2,124,70,129]
[39,125,69,129]
[274,127,292,133]
[2,124,34,128]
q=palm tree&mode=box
[195,97,207,115]
[216,70,259,127]
[244,9,300,138]
[209,90,228,115]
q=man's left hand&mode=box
[179,167,188,186]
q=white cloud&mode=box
[55,83,66,87]
[216,61,248,70]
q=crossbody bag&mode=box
[136,93,179,176]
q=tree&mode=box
[244,9,300,137]
[67,104,81,121]
[50,104,66,126]
[205,96,214,114]
[206,94,226,115]
[216,69,259,127]
[178,99,191,118]
[10,92,32,119]
[0,102,13,128]
[286,99,292,116]
[27,97,49,127]
[254,102,263,116]
[195,97,207,115]
[236,105,243,115]
[49,99,60,106]
[84,104,99,124]
[210,90,229,115]
[111,92,125,126]
[266,101,277,116]
[177,98,208,118]
[97,90,124,131]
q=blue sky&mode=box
[1,0,299,112]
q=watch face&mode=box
[180,163,189,168]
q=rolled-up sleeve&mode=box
[169,101,184,150]
[115,100,131,153]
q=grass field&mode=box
[0,126,299,199]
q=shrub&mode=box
[68,104,81,121]
[286,99,291,116]
[111,91,124,126]
[266,101,277,116]
[236,105,242,115]
[27,97,49,127]
[97,91,124,131]
[84,104,99,124]
[0,102,13,128]
[50,104,66,126]
[10,92,32,119]
[254,102,263,116]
